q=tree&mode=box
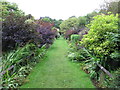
[85,11,99,24]
[40,17,63,29]
[1,0,24,21]
[77,16,87,28]
[53,19,63,29]
[99,0,120,15]
[41,16,52,23]
[60,17,78,32]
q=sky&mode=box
[7,0,105,20]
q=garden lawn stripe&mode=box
[21,37,95,88]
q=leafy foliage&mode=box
[64,30,78,40]
[67,13,120,88]
[80,14,119,69]
[109,68,120,88]
[1,1,56,88]
[71,34,80,43]
[1,1,24,21]
[60,17,78,32]
[36,20,57,48]
[78,16,87,27]
[85,11,99,24]
[2,43,46,88]
[2,13,36,52]
[2,14,56,52]
[40,17,63,29]
[59,14,96,38]
[99,0,120,15]
[78,27,89,40]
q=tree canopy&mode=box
[99,0,120,15]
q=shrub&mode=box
[2,13,56,52]
[80,14,119,69]
[64,30,78,40]
[2,13,36,52]
[71,34,80,42]
[36,20,56,48]
[78,27,89,41]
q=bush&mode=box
[36,20,56,48]
[2,13,56,52]
[80,14,119,69]
[64,30,78,40]
[2,13,36,52]
[71,34,80,42]
[78,27,89,41]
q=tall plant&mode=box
[80,14,119,70]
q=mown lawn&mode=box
[21,37,95,88]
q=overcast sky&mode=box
[7,0,105,20]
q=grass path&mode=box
[21,37,95,88]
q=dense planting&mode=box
[81,14,119,69]
[2,44,46,88]
[1,1,57,88]
[1,0,120,89]
[2,13,57,52]
[66,13,120,88]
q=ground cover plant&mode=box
[2,43,46,88]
